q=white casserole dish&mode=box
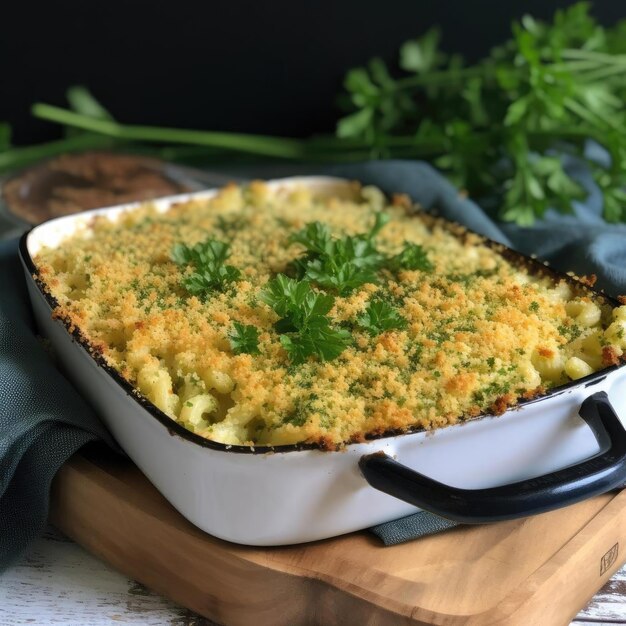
[19,176,626,546]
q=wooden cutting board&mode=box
[49,445,626,626]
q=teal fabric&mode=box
[1,160,624,562]
[0,239,114,569]
[369,511,459,545]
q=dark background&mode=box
[1,0,622,145]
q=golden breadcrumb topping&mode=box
[34,181,626,448]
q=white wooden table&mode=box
[1,526,625,626]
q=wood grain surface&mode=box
[3,527,626,626]
[34,447,626,626]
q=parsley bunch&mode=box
[289,213,432,294]
[172,239,240,297]
[335,3,626,224]
[261,275,352,364]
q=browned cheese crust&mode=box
[34,181,626,447]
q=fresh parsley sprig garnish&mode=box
[229,322,261,355]
[279,325,352,365]
[172,239,241,297]
[289,213,431,295]
[357,300,408,336]
[261,275,352,364]
[261,274,329,318]
[289,214,389,295]
[388,243,434,272]
[289,221,334,257]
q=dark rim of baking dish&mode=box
[18,185,626,455]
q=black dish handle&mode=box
[359,391,626,523]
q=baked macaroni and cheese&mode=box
[34,181,626,448]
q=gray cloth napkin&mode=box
[1,160,625,565]
[370,511,459,545]
[0,239,114,570]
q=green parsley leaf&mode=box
[303,257,380,295]
[262,276,352,364]
[344,67,380,100]
[594,165,626,223]
[389,242,433,272]
[289,214,433,293]
[337,107,375,139]
[357,300,408,336]
[289,222,334,256]
[288,214,393,295]
[229,322,261,355]
[369,211,391,237]
[399,27,445,74]
[261,274,334,321]
[280,325,352,364]
[172,239,241,297]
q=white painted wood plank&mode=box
[0,527,215,626]
[573,617,626,624]
[574,566,626,624]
